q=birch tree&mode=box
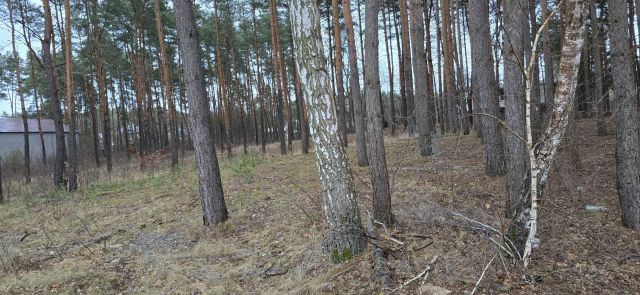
[516,0,588,266]
[290,0,365,259]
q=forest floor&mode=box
[0,119,639,294]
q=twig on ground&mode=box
[470,255,496,295]
[392,255,438,293]
[373,220,404,245]
[40,224,62,258]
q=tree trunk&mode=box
[251,6,267,154]
[7,0,30,183]
[269,0,287,155]
[343,0,369,166]
[42,0,65,187]
[91,0,112,173]
[290,0,365,258]
[442,0,458,132]
[382,3,396,136]
[424,2,437,131]
[409,0,433,156]
[173,0,228,226]
[590,0,606,136]
[610,0,640,230]
[63,0,77,190]
[332,0,348,146]
[399,0,415,133]
[117,63,130,158]
[154,0,179,168]
[365,0,393,225]
[517,0,588,265]
[469,0,506,176]
[525,0,541,142]
[503,0,527,217]
[435,0,446,133]
[291,48,310,154]
[30,54,47,165]
[541,0,555,121]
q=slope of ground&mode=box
[0,120,638,294]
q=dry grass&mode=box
[1,119,638,294]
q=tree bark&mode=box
[442,0,458,132]
[343,0,368,166]
[63,0,77,190]
[518,0,588,265]
[469,0,506,176]
[269,0,287,155]
[409,0,433,156]
[399,0,415,133]
[610,0,640,230]
[365,0,393,225]
[91,0,112,173]
[332,0,348,146]
[503,0,527,217]
[154,0,179,168]
[42,0,66,187]
[589,0,606,136]
[382,3,396,136]
[7,0,30,183]
[290,0,365,258]
[29,54,47,165]
[173,0,228,226]
[541,0,555,121]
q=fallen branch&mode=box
[365,209,394,289]
[470,255,496,295]
[392,255,438,292]
[373,220,404,245]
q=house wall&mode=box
[0,133,75,163]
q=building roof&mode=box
[0,118,69,133]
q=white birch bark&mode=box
[521,0,588,267]
[289,0,365,258]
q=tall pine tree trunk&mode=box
[442,0,458,132]
[173,0,228,225]
[409,0,433,156]
[91,0,112,173]
[365,0,393,225]
[503,0,527,217]
[469,0,506,176]
[42,0,66,186]
[154,0,179,168]
[399,0,415,133]
[343,0,368,166]
[332,0,348,146]
[610,0,640,229]
[7,0,30,183]
[63,0,77,190]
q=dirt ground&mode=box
[0,119,638,294]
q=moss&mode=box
[331,248,353,263]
